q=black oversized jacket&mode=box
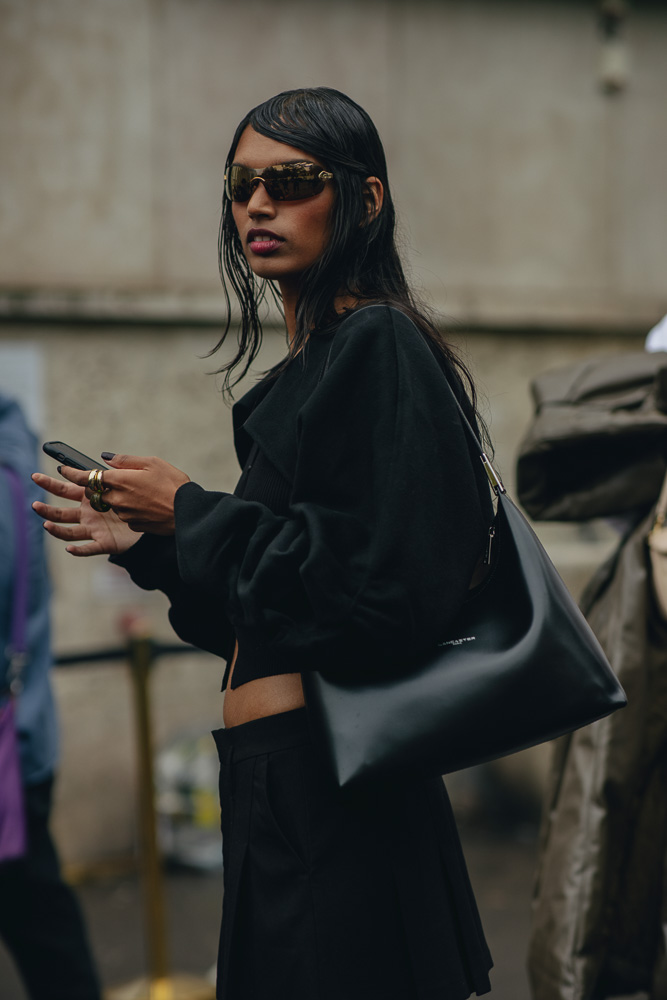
[113,305,493,683]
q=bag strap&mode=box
[319,311,507,498]
[444,389,506,498]
[409,317,507,498]
[429,365,507,567]
[1,465,30,694]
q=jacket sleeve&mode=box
[109,534,235,661]
[173,306,490,675]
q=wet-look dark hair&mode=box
[212,86,481,420]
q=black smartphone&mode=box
[42,441,109,472]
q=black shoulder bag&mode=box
[302,383,627,789]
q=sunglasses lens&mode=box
[265,162,324,201]
[226,162,330,202]
[226,165,253,202]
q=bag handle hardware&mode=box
[441,389,506,565]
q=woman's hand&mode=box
[32,454,190,557]
[32,473,140,557]
[63,454,189,534]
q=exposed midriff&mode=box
[222,641,305,728]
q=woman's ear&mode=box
[362,177,384,223]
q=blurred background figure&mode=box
[0,393,101,1000]
[519,349,667,1000]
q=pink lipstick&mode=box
[248,228,284,255]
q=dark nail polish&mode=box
[101,452,115,461]
[57,465,63,475]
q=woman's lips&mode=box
[248,230,284,255]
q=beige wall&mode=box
[1,0,664,860]
[1,0,666,329]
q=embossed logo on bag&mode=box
[437,636,476,648]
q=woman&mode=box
[33,88,494,999]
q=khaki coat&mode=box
[517,352,667,1000]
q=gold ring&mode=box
[89,492,111,513]
[88,469,105,493]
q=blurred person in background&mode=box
[0,393,100,1000]
[518,340,667,1000]
[33,88,494,1000]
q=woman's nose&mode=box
[246,179,276,218]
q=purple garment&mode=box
[0,462,30,861]
[0,698,26,861]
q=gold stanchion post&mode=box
[105,615,215,1000]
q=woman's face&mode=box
[230,126,335,291]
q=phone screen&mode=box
[42,442,109,472]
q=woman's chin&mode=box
[247,258,302,287]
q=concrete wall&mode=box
[1,0,664,861]
[2,0,666,329]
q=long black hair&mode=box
[212,86,481,420]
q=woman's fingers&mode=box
[58,458,146,494]
[66,540,106,557]
[32,500,81,524]
[33,466,141,557]
[32,472,85,502]
[57,465,100,489]
[104,453,149,471]
[37,455,187,537]
[42,522,90,542]
[57,464,119,493]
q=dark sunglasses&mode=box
[224,161,334,203]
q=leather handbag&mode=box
[302,388,627,789]
[647,471,667,619]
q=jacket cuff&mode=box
[173,481,236,588]
[109,533,180,593]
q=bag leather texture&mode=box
[302,362,628,789]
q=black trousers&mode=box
[0,778,101,1000]
[213,708,492,1000]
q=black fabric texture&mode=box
[174,304,493,687]
[212,707,492,1000]
[110,533,236,662]
[112,305,493,689]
